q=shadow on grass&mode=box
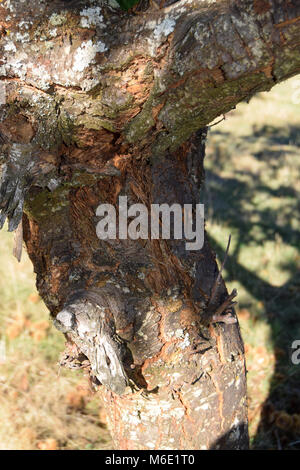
[203,124,300,449]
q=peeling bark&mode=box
[0,0,299,450]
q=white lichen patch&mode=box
[4,51,28,80]
[147,17,176,56]
[12,31,30,43]
[49,12,67,27]
[3,41,16,53]
[153,18,176,41]
[73,40,107,73]
[174,328,184,339]
[4,0,15,13]
[95,41,107,53]
[179,332,190,349]
[18,20,31,30]
[49,28,58,38]
[80,6,106,29]
[30,64,51,90]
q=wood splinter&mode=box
[211,289,238,324]
[205,235,238,325]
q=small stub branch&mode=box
[54,294,129,395]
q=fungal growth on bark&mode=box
[0,0,299,450]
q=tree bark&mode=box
[0,0,299,450]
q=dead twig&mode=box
[208,234,231,308]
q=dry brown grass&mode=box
[0,230,112,450]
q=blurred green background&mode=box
[0,77,299,450]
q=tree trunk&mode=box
[23,128,248,450]
[0,0,299,450]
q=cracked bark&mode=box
[0,0,299,450]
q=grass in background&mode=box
[0,228,112,450]
[203,76,300,449]
[0,76,299,450]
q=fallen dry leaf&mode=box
[19,373,29,392]
[238,308,251,320]
[6,323,23,340]
[31,330,47,342]
[66,391,85,410]
[37,438,58,450]
[31,321,50,332]
[28,293,40,303]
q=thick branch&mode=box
[0,0,299,157]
